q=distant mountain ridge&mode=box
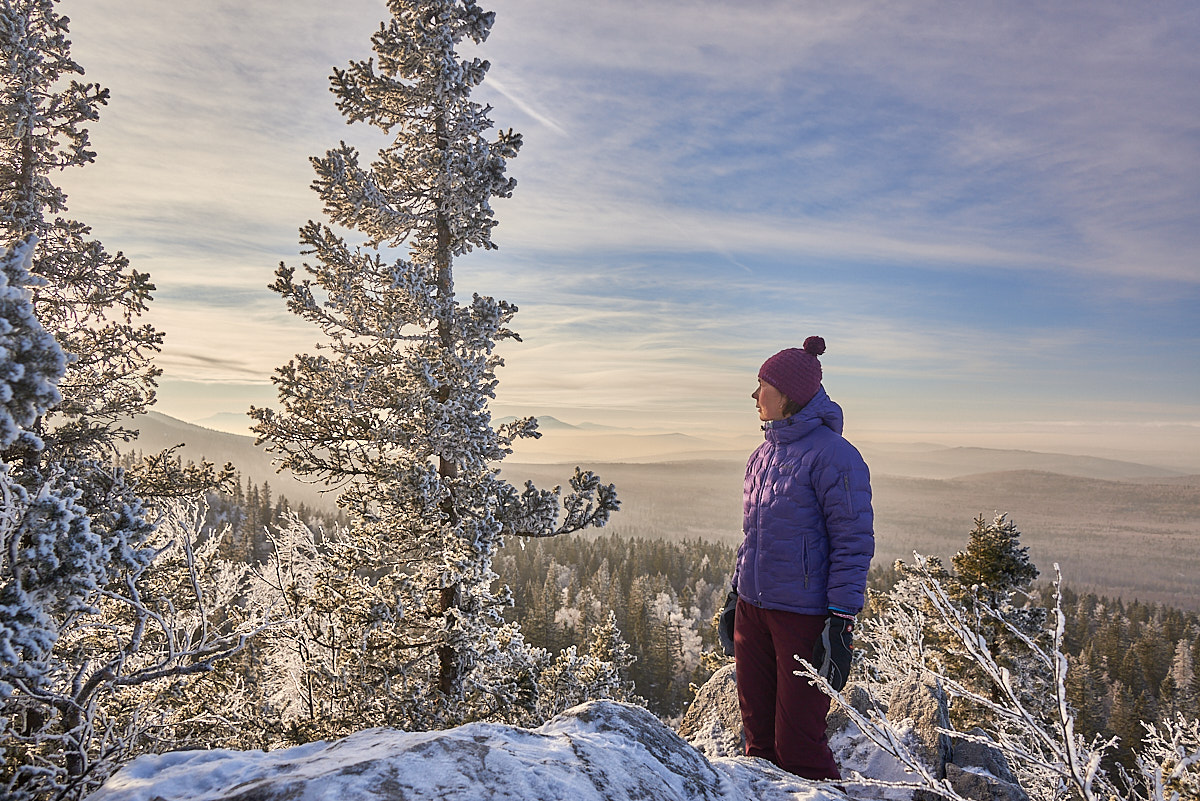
[119,412,1200,609]
[193,411,255,434]
[857,444,1185,481]
[119,411,335,511]
[126,411,1189,483]
[197,412,620,436]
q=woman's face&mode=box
[752,378,789,421]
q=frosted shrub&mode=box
[797,554,1200,801]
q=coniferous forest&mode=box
[488,514,1200,775]
[162,477,1200,778]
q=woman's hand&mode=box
[811,610,855,691]
[718,592,737,656]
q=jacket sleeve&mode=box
[732,539,744,591]
[813,442,875,615]
[732,447,760,594]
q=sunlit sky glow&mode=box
[56,0,1200,465]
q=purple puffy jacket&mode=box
[733,387,875,616]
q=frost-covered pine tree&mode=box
[0,236,70,685]
[585,609,640,704]
[0,0,162,463]
[250,0,617,731]
[0,3,160,794]
[1160,638,1198,719]
[0,0,163,711]
[0,0,179,607]
[0,236,143,800]
[1,6,250,798]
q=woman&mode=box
[731,336,874,780]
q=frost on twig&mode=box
[793,553,1199,801]
[2,495,276,801]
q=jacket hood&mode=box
[763,385,844,443]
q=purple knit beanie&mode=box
[758,336,826,407]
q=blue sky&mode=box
[56,0,1200,464]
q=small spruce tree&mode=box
[1161,638,1198,718]
[889,514,1047,732]
[953,512,1040,602]
[586,609,640,704]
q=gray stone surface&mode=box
[824,682,873,737]
[677,663,744,759]
[952,728,1020,785]
[945,763,1029,801]
[887,672,952,778]
[90,700,818,801]
[946,728,1028,801]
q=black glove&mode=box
[811,610,855,691]
[718,591,737,656]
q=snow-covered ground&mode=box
[87,700,915,801]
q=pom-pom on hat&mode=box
[758,336,826,408]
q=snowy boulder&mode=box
[945,729,1028,801]
[886,677,1029,801]
[87,700,843,801]
[678,662,745,758]
[887,672,953,779]
[945,762,1028,801]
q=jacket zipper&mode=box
[802,500,810,588]
[753,449,771,604]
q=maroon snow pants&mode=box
[733,598,840,780]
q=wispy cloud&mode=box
[50,0,1200,458]
[482,0,1200,282]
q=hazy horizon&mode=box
[154,408,1200,475]
[123,411,1200,610]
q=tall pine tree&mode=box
[0,4,160,795]
[251,0,617,729]
[1,6,249,798]
[0,0,162,465]
[0,0,163,681]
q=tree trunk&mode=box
[433,107,461,698]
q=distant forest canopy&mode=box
[509,459,1200,612]
[188,473,1199,771]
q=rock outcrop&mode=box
[678,663,1028,801]
[677,663,744,758]
[886,675,1027,801]
[89,667,1031,801]
[887,672,953,780]
[89,700,829,801]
